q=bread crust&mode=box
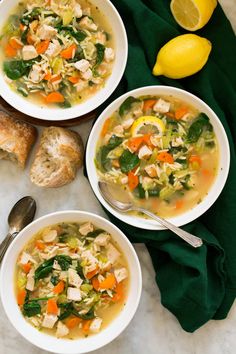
[0,111,37,168]
[30,126,84,188]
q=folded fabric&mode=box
[85,0,236,332]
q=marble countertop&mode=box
[0,1,235,353]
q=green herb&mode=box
[58,302,73,320]
[58,233,68,243]
[186,113,213,143]
[119,150,140,173]
[51,275,59,286]
[148,188,160,197]
[119,96,140,116]
[17,86,28,97]
[58,100,71,108]
[23,301,41,317]
[135,183,145,199]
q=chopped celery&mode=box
[58,294,67,304]
[17,273,27,288]
[159,186,175,200]
[66,236,79,249]
[147,148,158,164]
[62,10,73,25]
[51,57,63,74]
[81,284,93,292]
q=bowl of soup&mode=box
[86,85,230,230]
[0,210,142,353]
[0,0,127,120]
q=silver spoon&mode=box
[98,181,203,248]
[0,196,36,262]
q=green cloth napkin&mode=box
[87,0,236,332]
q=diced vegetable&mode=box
[47,299,59,315]
[119,96,140,116]
[53,280,65,294]
[99,274,116,289]
[187,113,212,143]
[23,301,41,317]
[36,40,50,54]
[45,92,65,103]
[65,316,82,329]
[17,289,27,305]
[175,106,188,120]
[128,171,139,191]
[60,44,77,60]
[157,152,174,164]
[143,99,156,111]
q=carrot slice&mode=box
[86,266,99,280]
[82,320,92,334]
[92,277,100,291]
[47,299,58,315]
[189,155,201,165]
[20,23,25,31]
[99,274,116,290]
[175,106,188,120]
[22,262,31,274]
[127,136,143,152]
[112,282,123,302]
[143,99,156,111]
[5,43,17,57]
[128,171,139,191]
[35,240,46,250]
[44,71,52,81]
[60,44,77,59]
[36,40,50,54]
[65,316,82,329]
[175,200,184,209]
[157,152,174,164]
[101,118,111,137]
[53,280,65,294]
[50,74,61,83]
[45,92,64,103]
[17,289,27,306]
[68,76,79,84]
[9,37,23,49]
[27,33,35,45]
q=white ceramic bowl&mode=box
[0,211,142,354]
[0,0,127,120]
[86,85,230,230]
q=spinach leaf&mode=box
[58,100,71,109]
[23,301,41,317]
[186,113,213,143]
[86,229,104,238]
[119,96,140,116]
[34,258,55,280]
[98,135,123,171]
[136,183,145,198]
[148,188,160,197]
[94,43,105,68]
[55,255,72,271]
[51,275,59,286]
[58,302,73,320]
[75,307,95,320]
[76,261,85,279]
[21,27,29,44]
[21,7,42,25]
[56,25,87,42]
[119,150,140,173]
[3,59,37,80]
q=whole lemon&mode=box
[152,34,212,79]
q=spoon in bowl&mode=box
[98,181,203,248]
[0,196,36,262]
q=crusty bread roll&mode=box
[0,111,37,168]
[30,126,84,188]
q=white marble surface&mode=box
[0,1,235,353]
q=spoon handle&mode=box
[136,208,203,248]
[0,233,16,263]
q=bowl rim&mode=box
[0,0,128,121]
[0,210,142,354]
[86,85,231,230]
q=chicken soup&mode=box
[95,95,219,218]
[1,0,115,108]
[15,222,129,339]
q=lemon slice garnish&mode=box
[170,0,217,32]
[130,116,165,136]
